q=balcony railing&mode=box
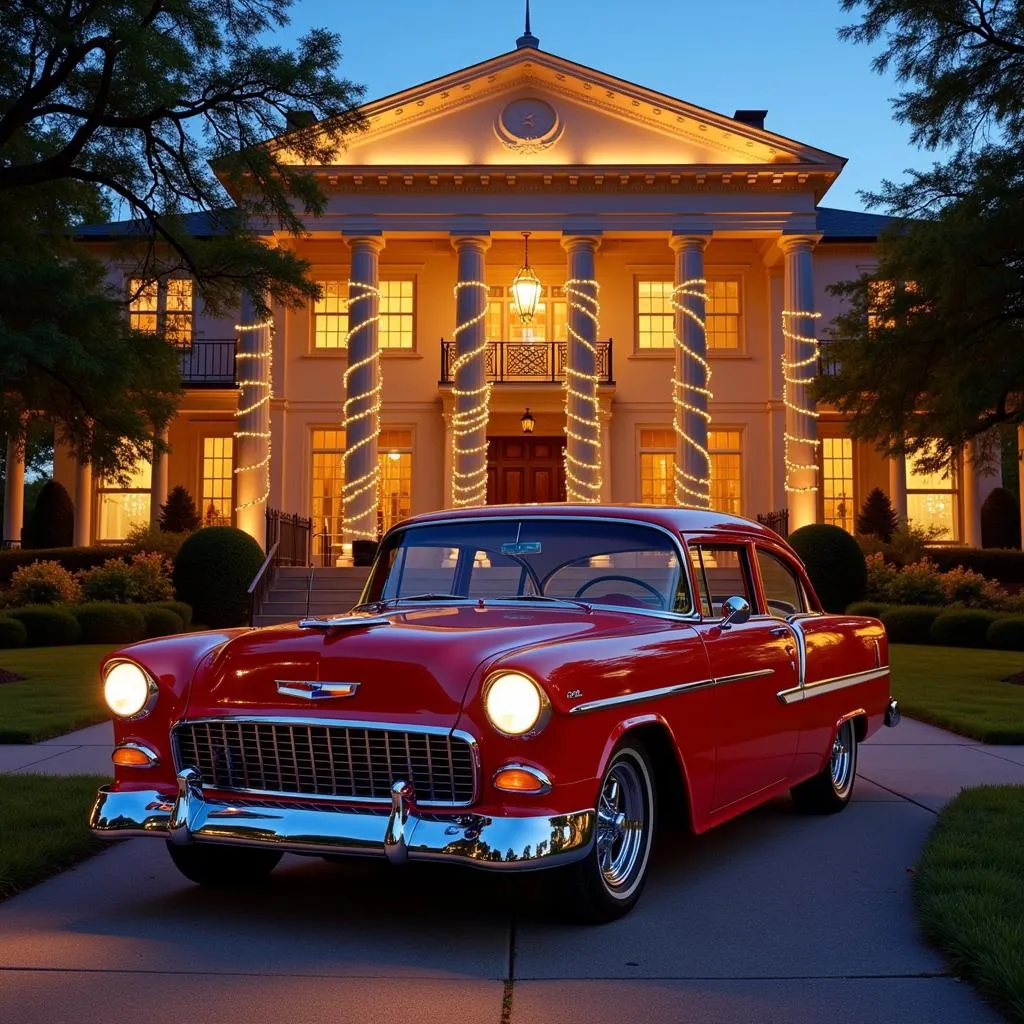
[179,339,237,386]
[440,339,614,385]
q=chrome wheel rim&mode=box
[595,758,647,891]
[830,722,854,796]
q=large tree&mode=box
[0,0,365,476]
[816,1,1024,471]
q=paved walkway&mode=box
[1,718,1022,1023]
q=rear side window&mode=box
[687,544,755,618]
[755,549,806,618]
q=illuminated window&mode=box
[378,429,413,534]
[97,461,152,541]
[868,279,895,332]
[705,279,740,350]
[313,281,349,349]
[709,430,742,516]
[313,280,415,350]
[639,429,675,505]
[311,429,345,556]
[822,438,854,532]
[637,280,674,350]
[129,278,193,345]
[906,443,959,541]
[201,437,233,525]
[487,286,567,342]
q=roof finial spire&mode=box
[517,0,539,48]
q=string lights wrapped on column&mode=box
[781,307,822,493]
[341,280,382,539]
[563,276,602,502]
[449,279,491,507]
[233,317,274,512]
[671,278,712,507]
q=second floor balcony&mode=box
[179,339,237,386]
[440,339,614,385]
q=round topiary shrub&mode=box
[788,524,868,613]
[7,605,82,646]
[149,600,193,628]
[142,605,184,638]
[72,603,146,644]
[986,616,1024,651]
[930,609,1004,648]
[23,480,75,549]
[0,616,28,649]
[846,601,891,618]
[173,527,265,627]
[880,605,942,645]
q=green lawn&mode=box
[0,645,116,743]
[890,644,1024,743]
[915,786,1024,1023]
[0,774,111,901]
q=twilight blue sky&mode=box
[277,0,938,213]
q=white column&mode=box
[600,406,613,503]
[3,433,25,548]
[450,234,491,507]
[670,234,711,507]
[562,234,602,502]
[342,235,385,540]
[74,457,92,547]
[150,426,170,526]
[888,455,908,523]
[780,235,820,529]
[234,291,271,549]
[961,443,982,548]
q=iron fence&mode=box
[440,339,614,384]
[756,509,790,539]
[179,339,237,386]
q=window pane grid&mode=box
[129,279,158,334]
[311,429,345,555]
[202,437,233,525]
[637,280,673,350]
[314,281,349,349]
[706,279,740,350]
[709,430,742,516]
[906,442,958,541]
[822,437,854,532]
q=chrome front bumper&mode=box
[89,768,595,871]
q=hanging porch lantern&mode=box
[511,231,542,324]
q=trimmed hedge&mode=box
[143,606,184,638]
[930,609,1005,649]
[0,616,28,649]
[881,605,943,645]
[987,616,1024,651]
[173,527,264,628]
[71,603,146,645]
[927,547,1024,585]
[846,601,892,618]
[0,545,134,584]
[6,606,82,646]
[789,523,868,613]
[149,599,192,629]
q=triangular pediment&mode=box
[274,48,845,173]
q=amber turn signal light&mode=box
[112,744,158,768]
[492,767,549,794]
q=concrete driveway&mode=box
[2,719,1022,1023]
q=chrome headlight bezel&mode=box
[103,659,158,720]
[483,671,551,738]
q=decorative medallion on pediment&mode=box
[494,97,564,154]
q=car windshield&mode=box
[364,518,691,614]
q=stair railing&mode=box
[247,541,281,627]
[305,520,333,620]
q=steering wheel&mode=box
[574,574,666,609]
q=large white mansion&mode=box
[3,27,1001,557]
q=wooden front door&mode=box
[487,437,567,505]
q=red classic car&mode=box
[90,505,899,922]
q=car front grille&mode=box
[172,720,477,806]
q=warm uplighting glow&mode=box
[233,318,274,512]
[511,232,542,324]
[781,308,823,494]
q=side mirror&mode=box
[720,595,751,630]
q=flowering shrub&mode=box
[125,522,192,560]
[937,566,1008,609]
[864,553,1013,611]
[8,560,81,606]
[128,552,174,602]
[78,553,173,604]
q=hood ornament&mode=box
[276,680,360,700]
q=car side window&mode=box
[755,549,806,618]
[687,544,754,618]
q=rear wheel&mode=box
[166,842,282,886]
[563,742,656,924]
[791,719,858,814]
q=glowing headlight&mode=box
[103,661,154,719]
[484,672,547,736]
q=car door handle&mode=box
[769,626,790,637]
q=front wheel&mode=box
[166,842,283,886]
[791,718,858,814]
[563,742,656,924]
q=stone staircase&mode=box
[252,566,372,627]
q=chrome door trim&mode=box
[715,668,775,687]
[777,667,889,705]
[569,677,715,715]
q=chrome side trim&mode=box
[569,677,715,715]
[112,741,160,768]
[274,680,360,700]
[716,668,775,687]
[777,667,890,705]
[90,778,595,872]
[492,763,553,795]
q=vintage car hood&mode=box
[185,604,640,727]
